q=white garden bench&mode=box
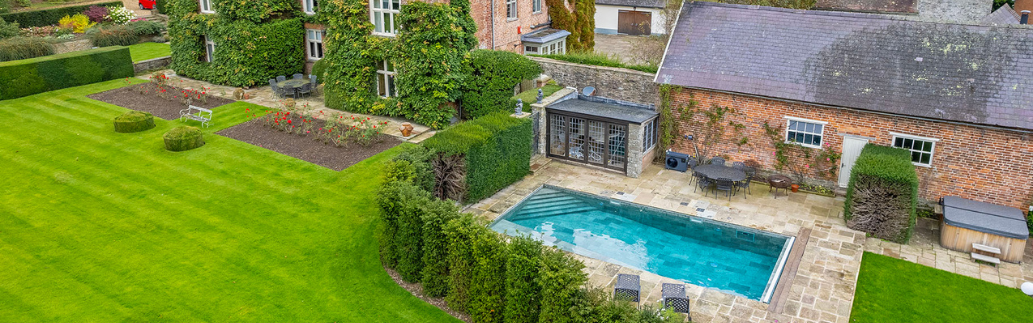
[971,243,1001,265]
[180,105,212,128]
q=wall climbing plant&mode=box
[654,84,677,163]
[545,0,594,52]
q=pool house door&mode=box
[547,112,627,172]
[838,136,868,187]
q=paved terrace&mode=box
[467,159,1033,323]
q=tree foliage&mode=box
[545,0,594,52]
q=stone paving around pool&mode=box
[468,160,865,323]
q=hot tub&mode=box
[939,196,1029,263]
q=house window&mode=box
[785,117,825,148]
[376,60,397,98]
[642,118,657,152]
[524,46,538,53]
[303,0,318,14]
[892,133,937,167]
[204,36,215,62]
[306,29,324,60]
[533,0,541,13]
[525,39,566,55]
[506,0,517,20]
[371,0,400,36]
[199,0,213,13]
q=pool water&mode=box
[490,186,793,302]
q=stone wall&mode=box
[134,56,172,74]
[530,56,658,105]
[52,39,93,55]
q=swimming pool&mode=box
[490,185,794,302]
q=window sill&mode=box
[307,57,322,62]
[371,32,397,38]
[784,141,821,149]
[200,10,215,14]
[911,162,932,168]
[507,17,518,22]
[305,11,316,15]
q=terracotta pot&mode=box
[400,122,413,137]
[790,184,800,193]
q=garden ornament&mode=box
[536,89,543,103]
[515,99,523,115]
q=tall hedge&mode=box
[469,226,508,323]
[844,144,918,243]
[445,214,480,313]
[462,50,542,120]
[394,182,433,282]
[167,0,304,87]
[538,247,587,323]
[504,236,543,323]
[0,46,133,100]
[420,198,460,297]
[0,1,122,27]
[423,112,533,203]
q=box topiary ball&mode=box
[113,111,155,133]
[163,126,205,151]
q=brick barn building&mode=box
[656,2,1033,208]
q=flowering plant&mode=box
[58,14,95,34]
[105,6,136,25]
[83,5,109,23]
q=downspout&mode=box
[491,0,496,49]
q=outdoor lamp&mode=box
[1022,282,1033,298]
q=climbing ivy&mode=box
[654,84,677,163]
[545,0,594,52]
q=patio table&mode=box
[694,164,746,182]
[278,78,308,98]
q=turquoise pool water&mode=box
[490,186,793,302]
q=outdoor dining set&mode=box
[269,74,318,99]
[688,157,758,201]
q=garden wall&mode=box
[0,46,133,100]
[134,56,172,73]
[529,56,658,105]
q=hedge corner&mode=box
[844,144,918,243]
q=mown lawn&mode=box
[129,42,171,63]
[851,252,1033,323]
[0,79,459,322]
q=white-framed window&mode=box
[532,0,541,13]
[371,0,400,36]
[204,36,215,62]
[199,0,214,13]
[643,118,657,152]
[524,39,566,55]
[506,0,518,20]
[306,29,324,60]
[891,132,938,167]
[784,116,826,148]
[376,60,397,98]
[303,0,318,14]
[524,45,538,53]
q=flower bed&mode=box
[87,74,233,119]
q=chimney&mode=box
[1023,10,1030,25]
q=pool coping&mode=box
[490,184,797,304]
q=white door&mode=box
[838,136,868,187]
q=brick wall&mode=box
[532,56,658,105]
[470,0,554,52]
[670,88,1033,208]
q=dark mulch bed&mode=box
[88,84,236,120]
[216,117,400,171]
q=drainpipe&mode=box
[490,0,496,49]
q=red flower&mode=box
[287,120,292,124]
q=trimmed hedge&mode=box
[0,46,132,100]
[113,111,155,133]
[844,144,918,243]
[462,50,542,120]
[422,112,533,203]
[163,126,204,151]
[538,247,588,323]
[0,1,122,27]
[420,197,460,297]
[0,36,53,62]
[504,236,543,323]
[469,227,507,323]
[310,58,326,84]
[444,213,479,313]
[395,181,431,282]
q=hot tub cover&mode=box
[941,196,1029,240]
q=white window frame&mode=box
[204,36,215,62]
[642,118,657,153]
[370,0,401,37]
[524,39,566,55]
[890,132,938,167]
[199,0,214,14]
[783,116,826,148]
[303,0,318,15]
[532,0,542,13]
[306,29,324,61]
[376,60,397,98]
[506,0,518,20]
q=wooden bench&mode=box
[180,105,212,128]
[971,243,1002,265]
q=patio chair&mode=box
[732,161,745,170]
[735,176,752,198]
[276,75,286,82]
[614,274,640,303]
[711,178,735,201]
[309,74,317,85]
[269,79,285,98]
[710,157,725,166]
[293,73,303,80]
[297,82,313,98]
[662,283,691,316]
[688,157,699,170]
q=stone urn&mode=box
[233,88,245,100]
[400,122,414,137]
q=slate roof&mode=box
[596,0,666,8]
[548,95,658,124]
[815,0,917,14]
[981,5,1021,25]
[657,2,1033,131]
[521,28,571,44]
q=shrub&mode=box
[155,0,167,14]
[844,144,918,243]
[384,144,435,192]
[376,180,408,269]
[0,36,52,62]
[394,181,432,282]
[0,1,121,27]
[128,20,164,36]
[113,111,155,133]
[422,112,533,203]
[0,16,18,39]
[0,0,10,15]
[163,126,204,151]
[89,25,137,47]
[84,5,109,23]
[445,214,480,313]
[419,197,460,297]
[538,247,587,323]
[105,6,136,25]
[469,226,507,323]
[461,50,542,120]
[310,58,326,84]
[169,16,305,87]
[0,46,132,98]
[504,236,543,323]
[58,14,95,33]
